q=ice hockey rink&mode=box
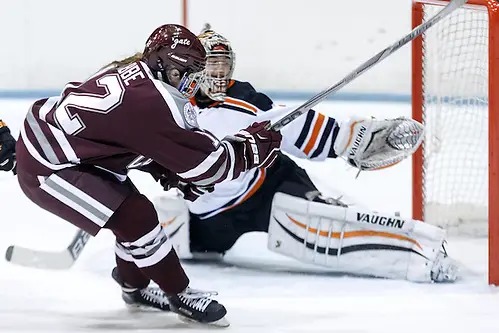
[0,98,497,333]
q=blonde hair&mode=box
[102,52,143,70]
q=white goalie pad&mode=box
[268,192,455,282]
[152,192,192,259]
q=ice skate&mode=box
[430,245,459,283]
[112,267,170,311]
[167,287,229,327]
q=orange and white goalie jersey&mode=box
[188,80,339,219]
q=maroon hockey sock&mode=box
[107,193,189,295]
[140,249,188,294]
[115,256,150,289]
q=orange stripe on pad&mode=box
[286,214,422,250]
[225,97,258,113]
[160,217,177,228]
[303,113,325,155]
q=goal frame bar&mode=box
[411,0,499,285]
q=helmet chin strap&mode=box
[157,71,164,82]
[153,59,167,83]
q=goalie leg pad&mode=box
[268,192,455,282]
[152,193,192,259]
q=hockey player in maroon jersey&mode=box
[14,24,282,326]
[0,120,16,174]
[155,28,458,284]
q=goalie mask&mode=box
[143,24,206,98]
[198,30,236,101]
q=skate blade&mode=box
[124,303,171,312]
[178,314,230,328]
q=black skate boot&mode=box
[167,287,229,327]
[111,267,170,311]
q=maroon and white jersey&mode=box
[19,61,247,185]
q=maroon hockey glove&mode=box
[0,121,16,174]
[138,161,212,200]
[181,183,215,202]
[159,174,181,191]
[138,162,181,191]
[234,121,282,170]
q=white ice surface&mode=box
[0,99,497,332]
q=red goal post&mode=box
[412,0,499,285]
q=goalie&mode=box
[154,29,458,283]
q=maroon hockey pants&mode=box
[16,143,188,294]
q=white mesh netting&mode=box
[421,3,489,236]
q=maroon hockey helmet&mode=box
[143,24,206,98]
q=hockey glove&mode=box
[137,161,182,191]
[333,116,424,171]
[139,161,212,201]
[230,121,282,170]
[151,170,213,202]
[181,183,215,202]
[0,121,16,174]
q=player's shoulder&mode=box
[116,61,187,109]
[103,60,155,90]
[74,60,152,95]
[104,61,194,129]
[222,80,273,114]
[80,61,157,107]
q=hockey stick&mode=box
[268,0,468,131]
[5,228,91,269]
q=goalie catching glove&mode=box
[333,116,424,171]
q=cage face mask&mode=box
[198,30,235,101]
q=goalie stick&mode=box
[5,228,90,269]
[268,0,468,131]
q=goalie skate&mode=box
[430,246,459,283]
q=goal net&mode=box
[412,0,499,284]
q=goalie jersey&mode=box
[188,80,339,218]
